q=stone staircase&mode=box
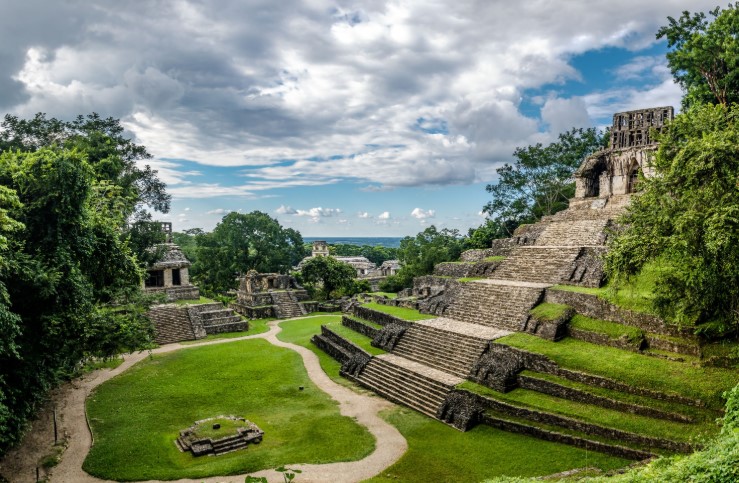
[353,354,462,418]
[444,280,545,330]
[391,322,491,378]
[197,304,246,335]
[535,219,610,247]
[270,291,306,319]
[491,246,584,284]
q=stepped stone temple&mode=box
[230,270,310,319]
[143,222,246,344]
[313,107,704,460]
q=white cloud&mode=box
[0,0,715,191]
[411,208,436,220]
[206,208,229,215]
[357,211,371,219]
[378,211,391,220]
[276,205,297,215]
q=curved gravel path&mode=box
[45,317,406,483]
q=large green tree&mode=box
[483,128,606,235]
[605,104,739,337]
[0,147,155,452]
[658,3,739,108]
[192,212,304,295]
[299,256,358,300]
[381,226,464,291]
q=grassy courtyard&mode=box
[83,335,375,480]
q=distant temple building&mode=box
[296,241,400,291]
[575,106,674,199]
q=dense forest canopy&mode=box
[0,114,167,453]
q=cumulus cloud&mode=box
[0,0,714,194]
[378,211,391,220]
[276,205,297,215]
[411,208,436,220]
[357,211,371,219]
[206,208,229,215]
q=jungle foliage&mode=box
[0,114,167,454]
[190,212,305,296]
[605,103,739,337]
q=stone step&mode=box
[200,309,237,320]
[492,247,583,284]
[204,321,248,335]
[201,315,242,326]
[358,369,447,413]
[361,361,452,393]
[535,219,610,247]
[390,347,471,378]
[445,281,544,330]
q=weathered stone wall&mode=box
[352,305,414,328]
[544,289,688,336]
[433,260,502,278]
[230,302,275,319]
[567,326,644,351]
[460,248,498,262]
[342,315,381,338]
[148,304,200,345]
[516,375,691,423]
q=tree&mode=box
[379,226,464,291]
[0,146,156,452]
[604,103,739,337]
[0,112,170,216]
[483,128,606,235]
[464,219,514,250]
[299,256,357,300]
[657,4,739,108]
[192,212,304,295]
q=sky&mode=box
[0,1,716,237]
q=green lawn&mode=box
[530,302,571,321]
[324,321,386,356]
[569,314,644,342]
[276,315,354,387]
[366,408,631,483]
[361,302,436,321]
[84,337,375,480]
[179,318,272,344]
[497,334,738,408]
[368,292,398,299]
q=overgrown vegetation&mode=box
[190,212,305,296]
[380,226,464,291]
[605,104,739,337]
[569,315,645,343]
[497,334,737,408]
[361,302,436,321]
[483,127,608,236]
[0,113,167,454]
[298,255,365,300]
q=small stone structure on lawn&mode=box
[176,416,264,456]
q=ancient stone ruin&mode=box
[313,107,704,460]
[143,222,247,344]
[176,416,264,457]
[230,270,310,319]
